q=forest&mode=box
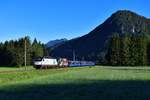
[104,33,150,66]
[0,36,48,67]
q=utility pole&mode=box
[24,37,27,70]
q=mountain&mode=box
[50,10,150,61]
[46,38,67,48]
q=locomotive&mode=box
[33,57,95,69]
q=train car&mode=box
[69,61,95,67]
[80,61,95,66]
[58,58,69,67]
[69,61,81,67]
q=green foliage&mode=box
[32,38,44,58]
[106,33,148,66]
[0,37,48,67]
[121,33,131,65]
[109,33,121,65]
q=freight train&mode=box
[33,57,95,69]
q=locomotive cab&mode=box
[33,57,58,69]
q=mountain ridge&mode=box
[46,38,68,48]
[50,10,150,61]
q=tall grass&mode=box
[0,66,150,100]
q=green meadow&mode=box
[0,66,150,100]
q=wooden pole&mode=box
[25,37,27,70]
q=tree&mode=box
[107,33,121,66]
[42,44,49,56]
[32,38,44,58]
[137,34,148,65]
[0,36,48,67]
[121,33,131,65]
[106,33,148,66]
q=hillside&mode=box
[50,10,150,61]
[46,38,68,48]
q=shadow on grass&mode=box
[0,80,150,100]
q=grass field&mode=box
[0,66,150,100]
[0,66,34,71]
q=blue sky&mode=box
[0,0,149,43]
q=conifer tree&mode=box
[109,33,121,65]
[137,34,148,65]
[121,33,131,65]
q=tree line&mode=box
[1,33,149,67]
[104,33,149,66]
[0,36,48,67]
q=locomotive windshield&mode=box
[34,57,43,61]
